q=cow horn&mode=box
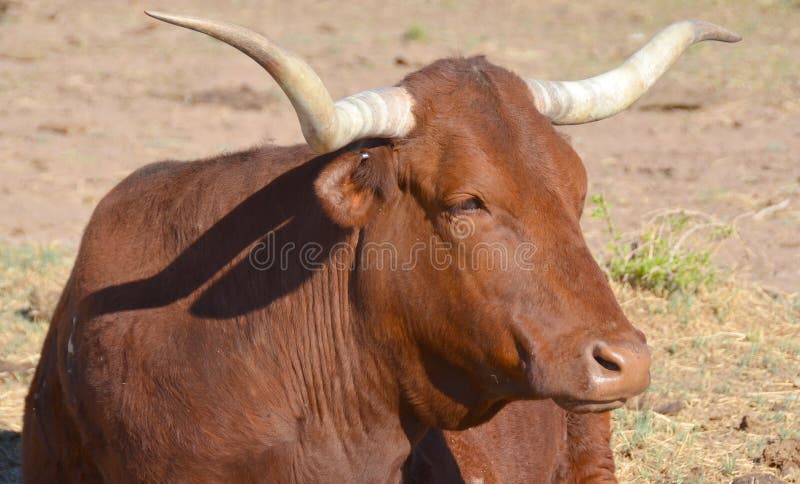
[526,20,741,124]
[145,11,415,153]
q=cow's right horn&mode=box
[145,12,415,153]
[525,20,740,124]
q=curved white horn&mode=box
[145,11,415,153]
[526,20,741,124]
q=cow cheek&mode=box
[435,271,524,379]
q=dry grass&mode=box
[0,244,71,427]
[0,244,71,482]
[0,238,797,482]
[611,280,799,483]
[591,206,800,482]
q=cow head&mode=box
[146,12,739,424]
[318,59,652,422]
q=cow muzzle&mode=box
[555,339,651,413]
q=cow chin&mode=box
[525,372,629,414]
[552,398,626,414]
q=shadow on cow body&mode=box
[80,146,344,319]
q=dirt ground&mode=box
[0,0,798,482]
[1,0,799,292]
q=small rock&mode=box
[763,439,800,476]
[730,472,785,484]
[653,400,684,416]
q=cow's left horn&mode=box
[145,12,414,153]
[526,20,740,124]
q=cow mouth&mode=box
[512,331,632,413]
[554,398,626,413]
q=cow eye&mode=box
[450,196,485,213]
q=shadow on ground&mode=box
[0,430,21,484]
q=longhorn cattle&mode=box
[23,12,738,483]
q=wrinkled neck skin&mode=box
[275,229,505,481]
[266,242,419,482]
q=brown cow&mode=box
[22,12,738,483]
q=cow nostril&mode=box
[587,340,652,400]
[592,343,625,373]
[594,354,621,372]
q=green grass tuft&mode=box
[403,23,428,42]
[590,194,731,298]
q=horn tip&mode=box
[688,19,742,44]
[144,10,191,26]
[144,10,167,20]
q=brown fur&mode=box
[405,402,616,483]
[23,57,646,482]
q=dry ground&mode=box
[1,0,798,482]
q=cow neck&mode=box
[269,240,415,479]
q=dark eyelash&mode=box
[453,197,485,212]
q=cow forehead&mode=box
[398,56,586,212]
[401,56,545,135]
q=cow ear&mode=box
[314,146,395,228]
